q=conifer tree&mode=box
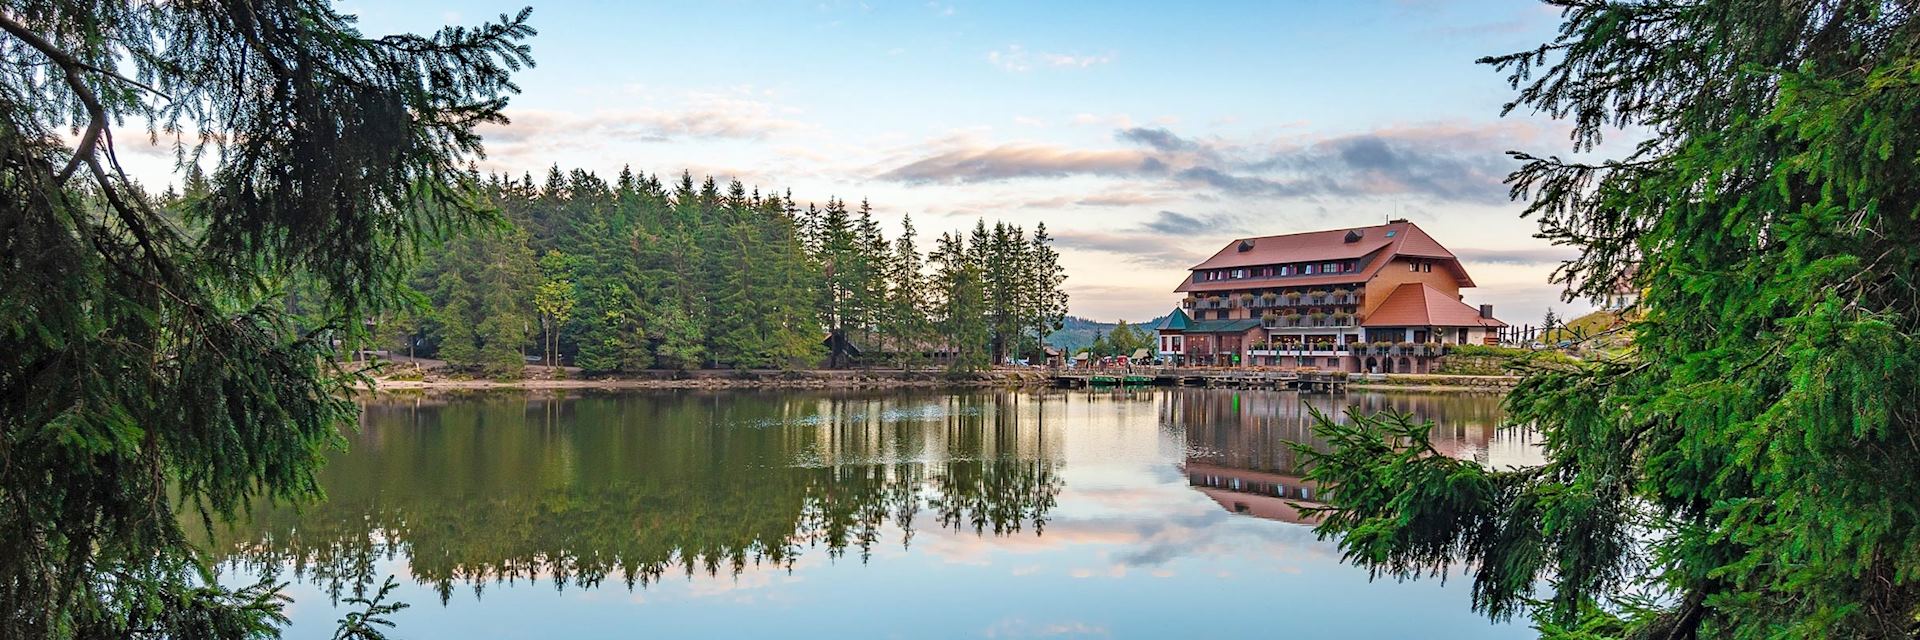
[434,226,539,376]
[1297,3,1920,637]
[404,169,1066,375]
[817,198,857,335]
[757,191,826,367]
[932,231,990,372]
[851,200,894,349]
[0,4,534,637]
[1027,222,1070,357]
[885,214,933,366]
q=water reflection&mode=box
[195,391,1065,603]
[194,388,1536,638]
[1174,389,1540,525]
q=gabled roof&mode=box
[1175,221,1473,293]
[1184,318,1263,334]
[1155,308,1192,332]
[1362,283,1507,328]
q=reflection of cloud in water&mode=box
[984,617,1111,638]
[916,486,1331,576]
[197,388,1517,638]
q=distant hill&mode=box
[1047,314,1168,353]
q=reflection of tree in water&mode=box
[189,391,1063,603]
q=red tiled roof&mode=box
[1361,283,1507,328]
[1190,222,1455,270]
[1174,221,1471,293]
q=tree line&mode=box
[386,167,1068,376]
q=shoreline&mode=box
[359,369,1519,393]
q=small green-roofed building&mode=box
[1155,308,1191,332]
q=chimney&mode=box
[1479,304,1494,319]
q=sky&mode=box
[326,1,1600,324]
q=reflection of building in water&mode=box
[1187,462,1320,525]
[1169,388,1533,524]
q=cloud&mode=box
[1050,230,1206,268]
[878,121,1527,204]
[1038,52,1112,68]
[988,45,1113,72]
[1115,127,1198,153]
[984,618,1111,638]
[489,102,806,144]
[1074,191,1177,207]
[877,143,1154,184]
[1138,210,1243,235]
[1173,166,1320,197]
[1261,133,1515,202]
[1452,246,1577,266]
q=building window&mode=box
[1421,262,1432,272]
[1304,264,1316,275]
[1408,260,1418,272]
[1344,260,1356,272]
[1232,269,1246,279]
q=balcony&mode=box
[1261,315,1357,329]
[1349,343,1452,357]
[1197,290,1364,309]
[1250,346,1348,357]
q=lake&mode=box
[197,388,1543,638]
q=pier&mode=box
[1051,368,1349,393]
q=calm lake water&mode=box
[199,388,1542,639]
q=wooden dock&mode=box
[1051,368,1347,393]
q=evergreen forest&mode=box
[368,167,1070,376]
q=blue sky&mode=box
[329,0,1593,323]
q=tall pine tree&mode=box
[1297,3,1920,637]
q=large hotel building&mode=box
[1154,219,1505,373]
